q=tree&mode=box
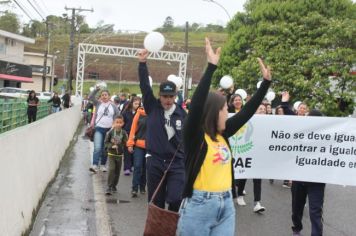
[0,11,20,33]
[215,0,356,116]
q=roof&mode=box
[0,30,35,44]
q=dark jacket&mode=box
[280,102,296,115]
[122,109,135,134]
[183,63,271,198]
[138,62,187,160]
[104,128,128,156]
[48,96,61,107]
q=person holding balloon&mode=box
[177,38,271,236]
[137,48,187,212]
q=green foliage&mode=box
[0,11,20,33]
[217,0,356,117]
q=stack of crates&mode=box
[0,97,51,134]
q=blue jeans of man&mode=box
[177,190,235,236]
[291,181,325,236]
[92,127,110,166]
[132,147,146,192]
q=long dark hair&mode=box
[123,96,141,113]
[28,90,36,100]
[202,92,226,141]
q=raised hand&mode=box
[257,57,272,81]
[205,37,221,65]
[281,91,290,102]
[138,49,149,62]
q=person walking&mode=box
[47,92,61,113]
[137,49,187,212]
[27,90,39,123]
[177,38,271,236]
[121,96,141,175]
[88,88,120,173]
[104,115,128,195]
[127,107,147,197]
[236,104,267,213]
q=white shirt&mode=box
[96,103,115,128]
[164,104,176,140]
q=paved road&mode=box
[30,126,356,236]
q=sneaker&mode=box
[253,202,266,213]
[124,169,131,176]
[131,190,138,198]
[89,165,99,173]
[101,165,107,172]
[112,186,117,193]
[105,187,112,195]
[140,189,146,194]
[292,231,301,236]
[236,196,246,206]
[243,190,247,195]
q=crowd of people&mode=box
[82,38,326,236]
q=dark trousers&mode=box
[146,155,185,212]
[123,147,133,171]
[107,155,122,188]
[27,108,37,123]
[237,179,262,202]
[132,147,146,192]
[291,181,325,236]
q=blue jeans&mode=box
[132,147,146,192]
[92,127,110,166]
[177,190,235,236]
[52,106,60,113]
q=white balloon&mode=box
[167,74,176,82]
[266,91,276,102]
[89,87,94,92]
[294,101,302,110]
[96,81,107,89]
[111,95,116,101]
[174,77,183,89]
[144,32,165,52]
[257,81,262,89]
[235,89,247,100]
[149,76,153,87]
[220,75,233,89]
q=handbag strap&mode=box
[149,144,181,204]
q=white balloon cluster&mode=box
[144,32,165,52]
[219,75,234,89]
[266,91,276,102]
[167,74,183,89]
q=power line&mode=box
[12,0,34,20]
[26,0,44,20]
[37,0,49,13]
[32,0,46,18]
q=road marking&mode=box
[90,143,112,236]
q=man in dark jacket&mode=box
[137,49,186,212]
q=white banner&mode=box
[229,115,356,186]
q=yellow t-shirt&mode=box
[193,133,232,192]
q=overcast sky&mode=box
[10,0,246,32]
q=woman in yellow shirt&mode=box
[176,38,272,236]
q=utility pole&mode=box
[65,6,93,94]
[184,21,189,99]
[41,19,49,91]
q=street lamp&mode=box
[203,0,231,21]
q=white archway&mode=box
[75,43,188,97]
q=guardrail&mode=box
[0,98,51,134]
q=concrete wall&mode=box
[0,105,81,236]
